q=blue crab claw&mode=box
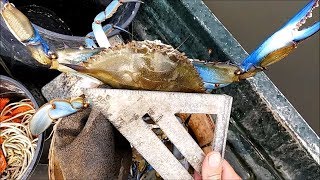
[0,0,55,65]
[240,0,319,72]
[29,96,89,136]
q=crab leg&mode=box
[190,0,319,90]
[85,24,132,48]
[85,25,114,48]
[239,0,319,72]
[0,0,106,68]
[91,0,142,48]
[29,96,89,135]
[0,0,55,65]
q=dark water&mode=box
[204,0,319,135]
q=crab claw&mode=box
[0,0,55,65]
[29,96,89,136]
[240,0,319,72]
[48,47,105,82]
[54,47,104,64]
[192,60,257,90]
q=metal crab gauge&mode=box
[84,88,233,179]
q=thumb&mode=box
[201,151,222,180]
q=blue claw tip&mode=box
[29,104,53,135]
[240,0,319,72]
[293,21,320,42]
[284,0,318,30]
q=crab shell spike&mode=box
[29,103,54,136]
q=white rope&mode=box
[1,99,38,180]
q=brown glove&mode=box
[49,108,132,180]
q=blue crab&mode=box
[0,0,318,135]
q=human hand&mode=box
[194,151,241,180]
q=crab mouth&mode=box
[293,0,319,31]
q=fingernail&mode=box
[208,152,221,168]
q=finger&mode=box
[222,160,241,180]
[201,151,222,180]
[194,171,202,180]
